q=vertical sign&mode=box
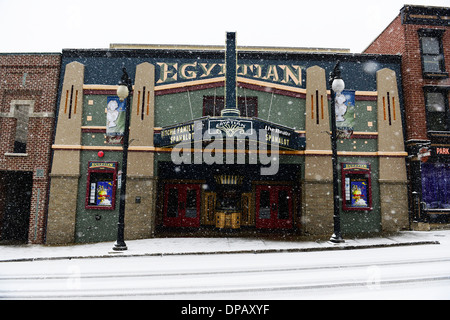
[106,96,126,144]
[336,90,355,139]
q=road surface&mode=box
[1,238,450,300]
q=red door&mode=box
[255,185,293,229]
[164,184,201,227]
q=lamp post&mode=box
[112,68,132,251]
[329,61,345,243]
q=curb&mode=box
[0,240,440,263]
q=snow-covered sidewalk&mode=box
[0,230,446,262]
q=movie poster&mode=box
[96,181,113,206]
[350,178,368,207]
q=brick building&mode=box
[364,5,450,226]
[0,53,61,244]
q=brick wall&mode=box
[365,13,450,141]
[0,54,61,244]
[364,15,405,55]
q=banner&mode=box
[106,96,126,144]
[335,90,355,139]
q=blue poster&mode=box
[96,181,113,206]
[351,179,368,207]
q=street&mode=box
[1,231,450,300]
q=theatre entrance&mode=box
[157,163,301,234]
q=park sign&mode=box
[154,116,305,151]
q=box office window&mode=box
[342,163,372,211]
[85,162,118,210]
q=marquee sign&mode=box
[154,117,305,151]
[156,62,303,89]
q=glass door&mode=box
[255,185,293,229]
[163,184,201,227]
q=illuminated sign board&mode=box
[155,117,305,151]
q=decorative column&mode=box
[376,68,409,232]
[125,62,156,240]
[46,62,84,244]
[302,66,334,235]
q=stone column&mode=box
[124,62,156,240]
[46,62,84,244]
[376,68,409,232]
[302,66,334,236]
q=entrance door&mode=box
[0,171,33,242]
[164,184,201,227]
[255,185,293,229]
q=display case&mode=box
[85,161,118,210]
[341,163,372,211]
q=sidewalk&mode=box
[0,230,445,263]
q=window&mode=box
[85,162,118,210]
[278,190,290,220]
[421,162,450,210]
[203,96,257,118]
[13,105,30,154]
[419,29,447,78]
[258,189,271,219]
[166,189,178,218]
[425,90,449,132]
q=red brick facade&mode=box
[365,5,450,225]
[0,54,61,244]
[364,7,450,141]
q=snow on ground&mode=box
[0,230,446,262]
[0,230,449,300]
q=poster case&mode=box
[85,161,118,210]
[341,163,372,211]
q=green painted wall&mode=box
[154,87,306,131]
[73,92,382,242]
[339,156,381,235]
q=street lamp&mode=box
[112,68,132,251]
[329,61,345,244]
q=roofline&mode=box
[109,43,350,53]
[0,52,61,55]
[61,48,401,65]
[361,12,402,53]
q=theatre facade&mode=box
[46,37,409,244]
